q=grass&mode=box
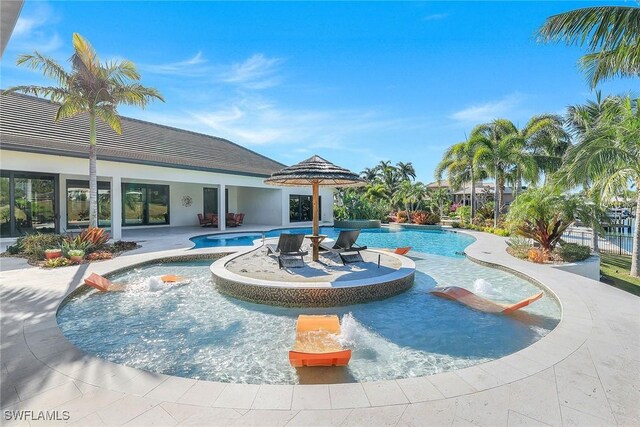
[600,253,640,296]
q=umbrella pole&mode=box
[312,180,319,261]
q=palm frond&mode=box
[15,53,70,86]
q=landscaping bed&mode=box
[1,228,140,268]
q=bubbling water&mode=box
[472,278,501,298]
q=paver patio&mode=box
[1,229,638,426]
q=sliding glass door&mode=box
[122,183,169,226]
[0,171,58,237]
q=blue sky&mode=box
[1,1,635,182]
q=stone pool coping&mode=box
[2,229,637,425]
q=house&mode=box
[0,92,334,239]
[426,180,520,210]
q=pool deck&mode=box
[1,229,639,426]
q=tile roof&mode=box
[0,92,286,177]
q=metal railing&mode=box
[562,230,633,255]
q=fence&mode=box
[562,230,633,255]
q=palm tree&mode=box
[538,5,640,88]
[471,119,519,227]
[435,137,482,220]
[396,162,417,181]
[427,188,451,218]
[562,92,610,252]
[8,33,163,228]
[558,95,640,277]
[392,181,426,221]
[361,167,379,183]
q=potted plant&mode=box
[68,249,85,263]
[44,248,62,260]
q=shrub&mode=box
[451,221,461,228]
[425,212,440,225]
[555,243,591,263]
[507,236,531,259]
[14,233,63,260]
[411,210,429,225]
[79,227,110,249]
[43,257,70,268]
[396,211,409,223]
[68,249,85,257]
[528,247,547,263]
[494,228,510,237]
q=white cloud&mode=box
[423,13,450,21]
[142,52,212,77]
[6,3,62,54]
[220,54,283,89]
[450,93,524,123]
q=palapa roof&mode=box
[264,155,366,187]
[0,92,285,177]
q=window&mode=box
[1,171,58,237]
[122,183,169,225]
[289,195,320,222]
[66,180,111,228]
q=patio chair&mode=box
[266,233,308,269]
[206,213,219,228]
[234,213,245,226]
[198,213,212,227]
[320,230,368,264]
[226,212,238,227]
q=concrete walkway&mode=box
[0,229,638,426]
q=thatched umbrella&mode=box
[265,155,366,261]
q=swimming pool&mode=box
[58,229,561,384]
[191,226,472,258]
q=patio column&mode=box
[281,189,289,226]
[111,175,122,240]
[219,183,226,231]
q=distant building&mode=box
[426,180,523,210]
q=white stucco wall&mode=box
[2,150,337,237]
[236,187,282,226]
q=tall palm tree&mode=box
[471,119,519,227]
[8,33,163,228]
[538,5,640,88]
[435,137,482,219]
[562,92,610,252]
[396,161,417,182]
[558,95,640,277]
[361,167,379,183]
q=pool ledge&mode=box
[4,229,638,425]
[210,243,415,306]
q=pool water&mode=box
[191,226,472,258]
[57,230,561,384]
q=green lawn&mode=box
[600,254,640,297]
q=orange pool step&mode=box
[289,315,352,367]
[430,286,543,314]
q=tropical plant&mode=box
[79,227,110,249]
[538,5,640,88]
[507,187,583,256]
[396,161,417,181]
[556,242,592,263]
[556,95,640,276]
[426,188,451,218]
[67,249,85,257]
[435,137,482,219]
[43,257,70,268]
[391,181,426,222]
[7,33,163,228]
[12,233,63,260]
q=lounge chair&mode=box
[197,213,212,227]
[234,213,245,226]
[289,315,352,367]
[84,273,126,292]
[266,233,308,269]
[429,286,543,314]
[319,230,368,264]
[226,212,238,227]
